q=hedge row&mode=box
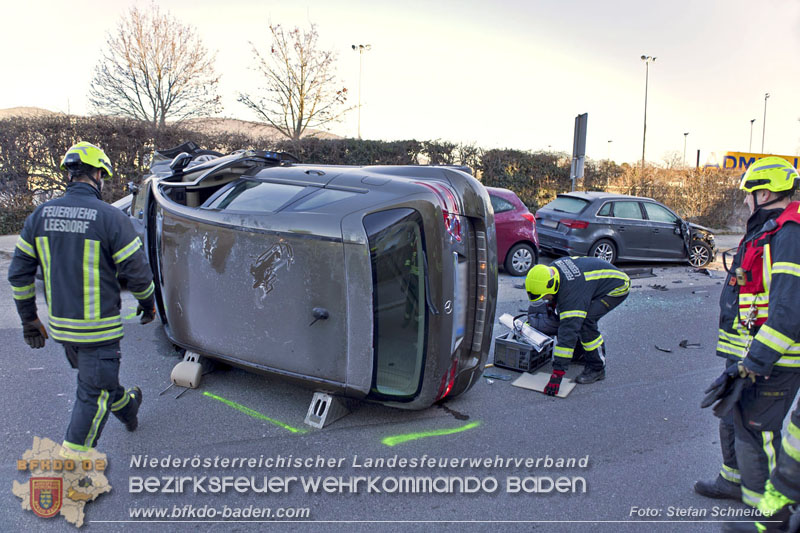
[0,115,743,234]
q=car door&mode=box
[642,201,685,259]
[609,200,650,257]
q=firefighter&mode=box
[7,142,156,459]
[693,157,800,527]
[525,256,630,396]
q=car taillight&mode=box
[416,181,462,242]
[521,212,535,225]
[435,358,459,401]
[562,219,589,229]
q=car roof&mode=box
[557,191,657,202]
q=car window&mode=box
[542,196,589,214]
[643,202,679,223]
[611,201,645,220]
[284,188,357,212]
[204,180,306,212]
[596,202,612,217]
[490,195,515,213]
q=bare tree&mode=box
[238,24,349,141]
[89,4,221,127]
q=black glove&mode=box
[544,370,565,396]
[700,365,738,409]
[701,363,754,418]
[136,304,156,325]
[22,318,48,349]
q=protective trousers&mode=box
[63,342,138,452]
[578,293,628,370]
[770,396,800,503]
[731,370,800,506]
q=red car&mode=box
[487,187,539,276]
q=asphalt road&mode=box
[1,235,782,532]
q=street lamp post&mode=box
[351,44,372,139]
[683,132,689,166]
[641,55,656,172]
[607,140,613,161]
[749,118,756,152]
[761,93,770,153]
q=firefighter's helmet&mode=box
[740,157,798,194]
[525,264,560,302]
[60,142,113,178]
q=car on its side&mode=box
[486,187,539,276]
[535,191,716,267]
[126,143,498,410]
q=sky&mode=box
[2,0,799,165]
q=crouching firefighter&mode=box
[525,257,630,396]
[7,142,156,459]
[693,157,800,530]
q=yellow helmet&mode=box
[739,156,798,194]
[525,264,560,302]
[60,142,114,178]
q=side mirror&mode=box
[127,181,140,194]
[673,224,682,235]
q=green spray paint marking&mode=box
[124,306,138,320]
[382,421,481,447]
[203,391,307,434]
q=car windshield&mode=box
[542,196,589,214]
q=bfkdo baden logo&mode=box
[12,437,111,528]
[30,477,63,518]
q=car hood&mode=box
[688,222,714,234]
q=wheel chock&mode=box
[304,392,352,429]
[170,351,203,389]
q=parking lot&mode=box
[2,234,771,532]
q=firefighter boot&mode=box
[693,474,742,501]
[575,367,605,384]
[124,387,143,432]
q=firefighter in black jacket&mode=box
[692,157,800,532]
[525,257,630,395]
[7,142,156,458]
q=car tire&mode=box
[504,243,537,276]
[688,240,713,267]
[589,239,617,264]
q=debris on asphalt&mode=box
[693,290,709,294]
[649,284,668,291]
[483,372,513,381]
[513,283,524,290]
[692,267,713,277]
[654,345,673,353]
[679,339,702,349]
[672,280,683,284]
[632,285,642,289]
[621,267,656,279]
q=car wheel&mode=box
[589,239,617,264]
[504,243,537,276]
[688,240,713,267]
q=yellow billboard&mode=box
[704,152,800,171]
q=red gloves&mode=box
[544,369,565,396]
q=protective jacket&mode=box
[716,202,800,374]
[8,182,154,345]
[550,257,630,364]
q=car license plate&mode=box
[541,219,559,229]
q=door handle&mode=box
[617,226,626,231]
[652,228,660,233]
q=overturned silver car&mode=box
[127,143,498,409]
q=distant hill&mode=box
[0,107,62,118]
[180,116,341,140]
[0,107,341,140]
